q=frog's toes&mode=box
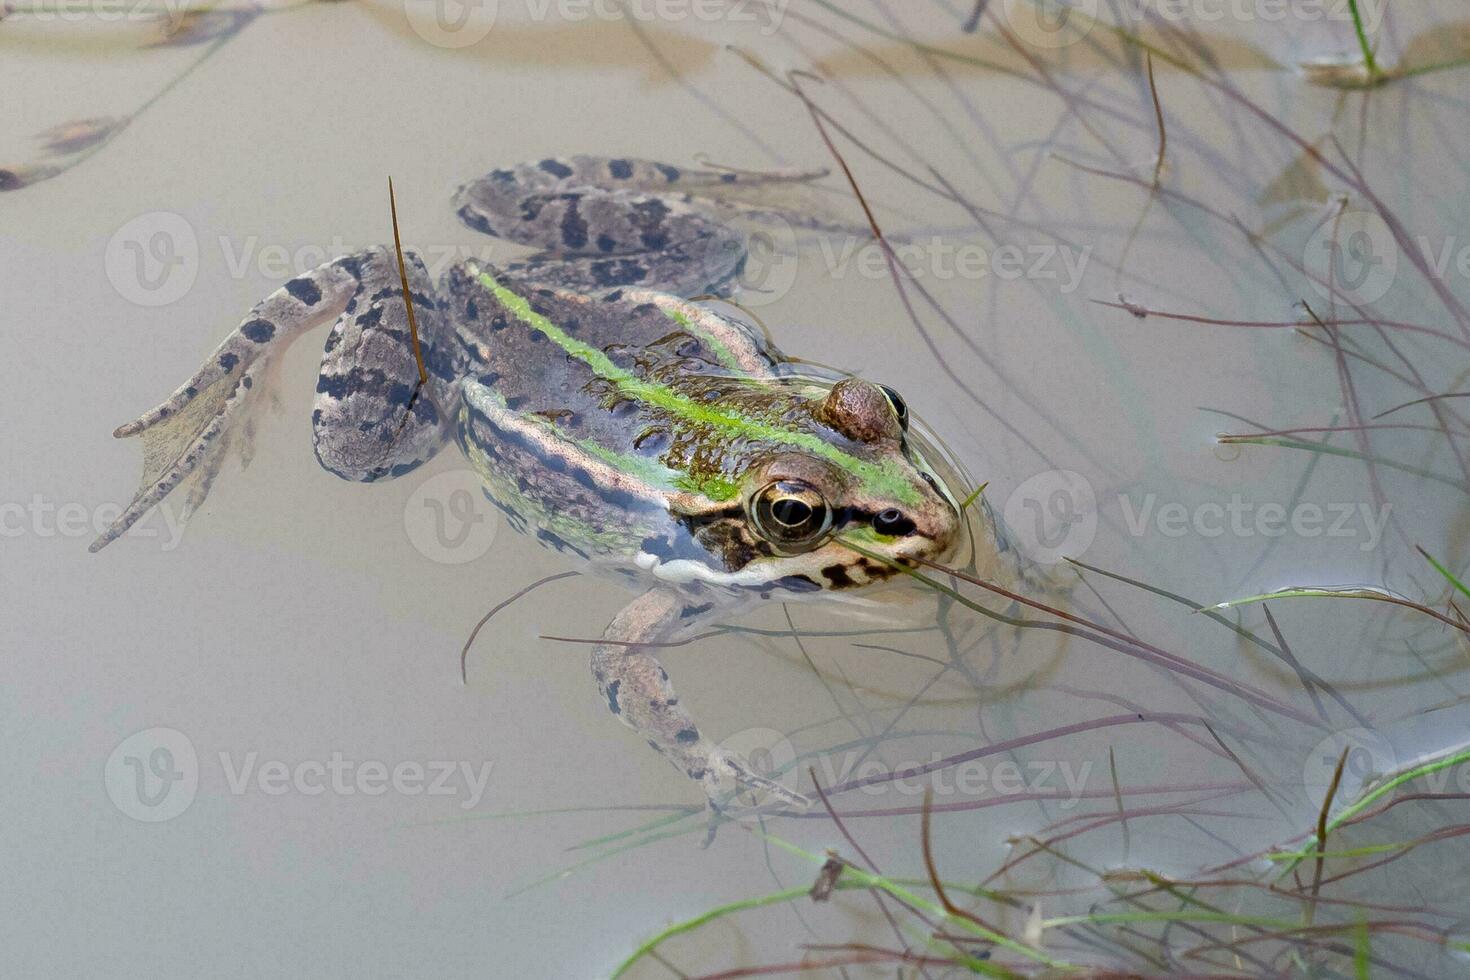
[89,258,376,552]
[701,746,812,813]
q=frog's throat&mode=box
[466,264,921,507]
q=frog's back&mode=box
[444,263,789,562]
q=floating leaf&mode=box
[146,8,257,48]
[1396,20,1470,76]
[1259,147,1329,207]
[1299,51,1379,88]
[36,116,127,156]
[0,162,62,192]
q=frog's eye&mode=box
[878,385,908,431]
[751,480,833,552]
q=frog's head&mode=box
[668,378,967,595]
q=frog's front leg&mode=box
[590,588,812,811]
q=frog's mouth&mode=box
[901,413,976,571]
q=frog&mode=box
[92,156,1020,813]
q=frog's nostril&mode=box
[873,509,915,536]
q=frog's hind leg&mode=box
[453,156,867,298]
[309,248,459,484]
[590,588,812,811]
[458,182,747,298]
[92,248,455,552]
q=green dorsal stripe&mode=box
[470,266,919,505]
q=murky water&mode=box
[4,1,1469,976]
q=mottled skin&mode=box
[94,156,1004,811]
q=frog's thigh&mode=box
[311,250,456,482]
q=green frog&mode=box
[93,156,1018,812]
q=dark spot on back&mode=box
[608,158,633,179]
[241,319,275,343]
[457,205,496,237]
[539,158,573,178]
[285,276,322,306]
[560,196,588,249]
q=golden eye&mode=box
[878,384,909,430]
[751,481,832,552]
